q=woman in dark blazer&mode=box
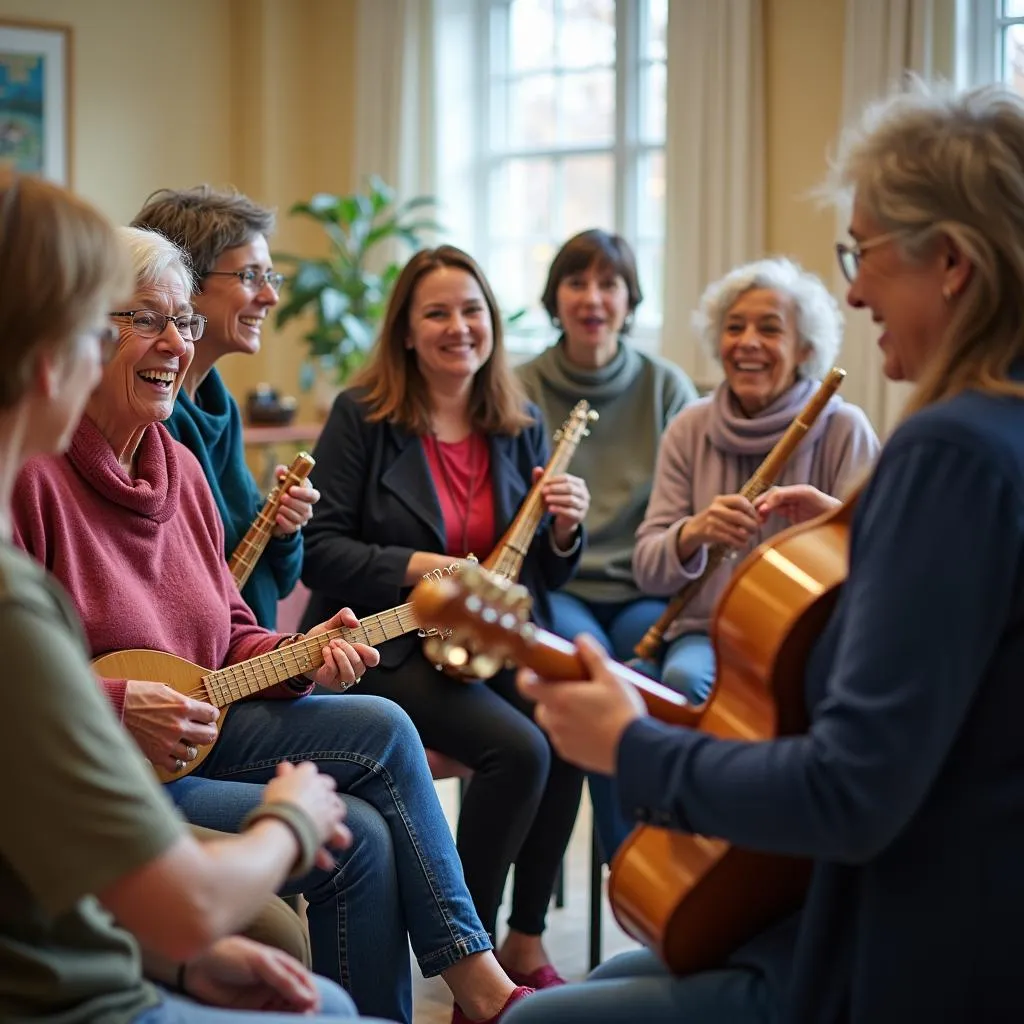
[301,246,590,992]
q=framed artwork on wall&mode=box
[0,19,71,185]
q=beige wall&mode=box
[0,0,357,416]
[764,0,846,283]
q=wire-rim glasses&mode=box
[110,309,207,342]
[206,268,285,292]
[835,230,906,284]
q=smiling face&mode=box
[720,288,809,416]
[556,259,630,363]
[844,199,953,383]
[406,266,494,388]
[195,234,278,360]
[86,268,194,438]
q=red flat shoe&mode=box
[505,965,567,990]
[451,985,534,1024]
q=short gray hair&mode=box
[118,226,193,298]
[692,257,843,381]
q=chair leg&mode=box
[589,820,603,971]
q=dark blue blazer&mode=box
[301,388,582,668]
[617,385,1024,1022]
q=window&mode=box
[961,0,1024,90]
[436,0,667,351]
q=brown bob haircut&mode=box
[350,245,533,436]
[0,168,130,410]
[540,229,643,332]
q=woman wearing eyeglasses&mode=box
[131,186,314,630]
[11,226,531,1024]
[632,257,879,705]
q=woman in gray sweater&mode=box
[633,257,880,710]
[517,230,698,861]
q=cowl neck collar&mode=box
[67,416,180,523]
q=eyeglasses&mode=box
[835,230,906,284]
[110,309,207,342]
[205,268,285,292]
[84,323,122,365]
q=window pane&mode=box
[1002,24,1024,93]
[561,69,615,144]
[637,149,665,237]
[645,0,668,61]
[508,73,558,147]
[562,153,614,236]
[491,158,556,238]
[558,0,616,68]
[1004,0,1024,17]
[510,0,556,72]
[634,240,663,326]
[490,241,555,317]
[640,61,666,143]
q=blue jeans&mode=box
[660,632,716,705]
[136,977,394,1022]
[165,695,490,1024]
[502,948,777,1024]
[547,593,667,864]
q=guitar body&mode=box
[608,501,853,974]
[91,649,221,783]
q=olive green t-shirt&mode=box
[0,541,185,1022]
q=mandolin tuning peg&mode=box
[469,651,503,679]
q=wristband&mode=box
[240,800,320,879]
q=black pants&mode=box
[357,650,584,937]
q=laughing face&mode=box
[720,288,809,416]
[195,234,278,360]
[406,266,494,387]
[87,268,194,439]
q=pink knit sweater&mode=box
[11,417,311,718]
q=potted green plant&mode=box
[275,175,439,393]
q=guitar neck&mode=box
[203,602,421,706]
[229,452,315,589]
[484,424,584,580]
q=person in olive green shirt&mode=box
[0,170,378,1022]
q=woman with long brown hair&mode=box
[302,245,590,991]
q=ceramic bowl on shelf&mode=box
[246,384,298,426]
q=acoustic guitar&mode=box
[94,561,461,783]
[411,500,852,974]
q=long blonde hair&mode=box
[831,80,1024,416]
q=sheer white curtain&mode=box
[353,0,437,204]
[660,0,766,387]
[836,0,935,435]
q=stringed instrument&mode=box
[229,451,316,588]
[411,501,852,974]
[424,399,598,680]
[96,561,461,783]
[633,367,846,663]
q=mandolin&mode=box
[229,451,316,589]
[95,561,461,783]
[424,399,598,680]
[411,501,852,974]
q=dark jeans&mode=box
[547,592,668,864]
[356,650,584,938]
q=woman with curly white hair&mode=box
[632,256,879,710]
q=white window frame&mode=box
[436,0,666,356]
[957,0,1024,86]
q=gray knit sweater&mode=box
[517,339,699,603]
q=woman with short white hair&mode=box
[632,256,879,708]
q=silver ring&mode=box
[174,758,186,772]
[185,744,198,761]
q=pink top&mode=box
[421,433,496,559]
[11,416,309,719]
